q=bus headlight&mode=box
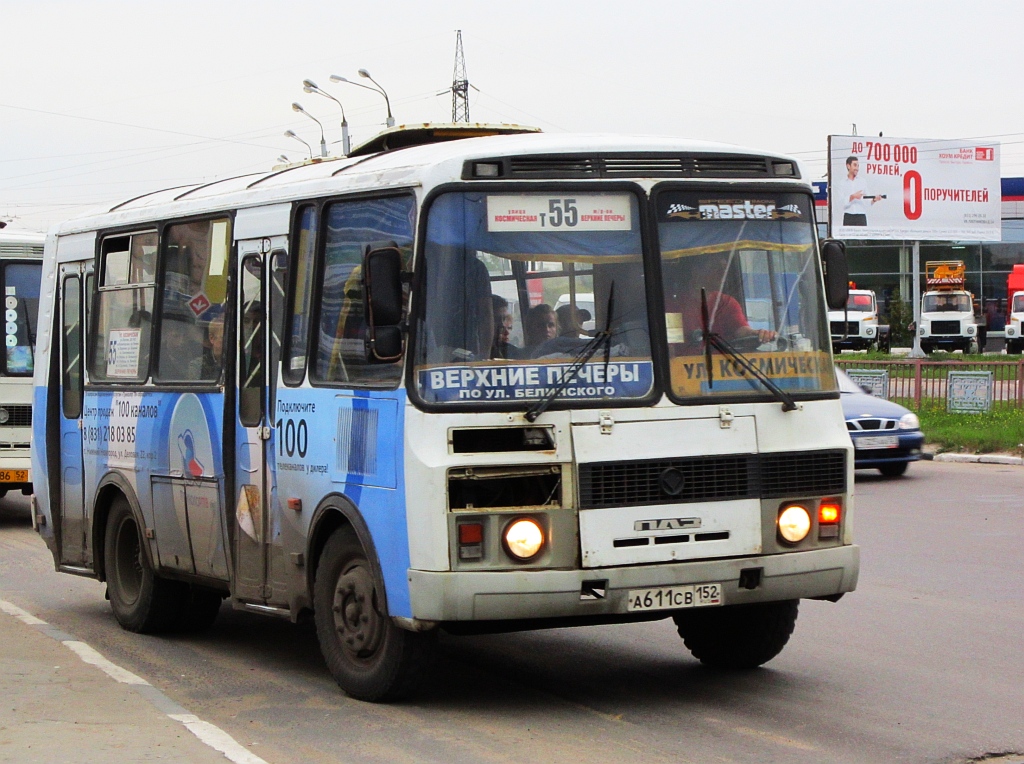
[967,325,976,335]
[777,505,811,544]
[503,518,545,561]
[0,407,8,424]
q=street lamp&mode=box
[291,102,328,158]
[284,130,313,160]
[330,70,394,128]
[303,78,350,156]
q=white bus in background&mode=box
[0,227,44,500]
[31,124,858,702]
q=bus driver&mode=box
[666,253,775,351]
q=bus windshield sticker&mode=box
[107,328,141,377]
[418,359,653,403]
[487,194,632,232]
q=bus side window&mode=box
[239,256,264,426]
[155,218,231,383]
[312,195,415,387]
[62,276,83,419]
[283,205,318,386]
[90,232,157,382]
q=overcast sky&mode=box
[3,0,1022,232]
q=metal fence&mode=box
[834,358,1024,411]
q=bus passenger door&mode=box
[232,240,286,603]
[58,265,87,565]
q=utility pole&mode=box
[452,30,470,122]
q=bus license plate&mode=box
[0,469,28,483]
[855,435,899,449]
[626,583,722,612]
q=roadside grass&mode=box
[913,406,1024,455]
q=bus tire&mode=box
[314,527,434,702]
[672,599,798,669]
[104,497,185,633]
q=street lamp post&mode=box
[302,78,350,156]
[284,130,313,160]
[291,102,328,158]
[330,71,395,128]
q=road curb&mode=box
[928,453,1024,465]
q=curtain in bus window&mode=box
[2,262,42,375]
[314,196,414,386]
[155,219,231,382]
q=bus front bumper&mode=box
[407,544,859,622]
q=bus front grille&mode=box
[0,405,32,428]
[578,450,846,509]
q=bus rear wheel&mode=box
[673,599,798,669]
[314,528,434,702]
[104,497,185,633]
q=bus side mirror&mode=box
[821,239,850,310]
[363,245,405,362]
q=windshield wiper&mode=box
[699,288,797,412]
[525,285,615,423]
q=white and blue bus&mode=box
[32,125,857,701]
[1,227,44,500]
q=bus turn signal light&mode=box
[458,522,484,561]
[818,500,841,524]
[818,499,841,539]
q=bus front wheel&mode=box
[104,497,184,633]
[673,599,798,669]
[314,528,434,702]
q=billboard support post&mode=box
[909,240,925,358]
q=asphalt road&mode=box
[1,460,1022,764]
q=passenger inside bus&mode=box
[490,295,523,360]
[555,304,591,338]
[523,303,559,356]
[201,311,225,379]
[422,249,493,363]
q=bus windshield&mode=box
[656,191,834,401]
[413,191,653,406]
[1,261,42,376]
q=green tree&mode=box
[884,288,915,348]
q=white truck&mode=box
[917,261,981,354]
[1005,292,1024,354]
[1005,265,1024,354]
[829,288,889,352]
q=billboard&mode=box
[828,135,1000,241]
